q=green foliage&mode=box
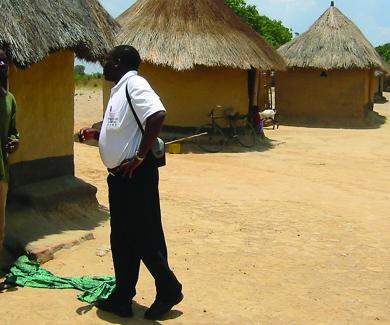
[74,71,103,88]
[74,64,86,75]
[225,0,292,48]
[376,43,390,63]
[90,72,103,79]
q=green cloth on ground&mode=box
[0,91,19,182]
[5,256,115,303]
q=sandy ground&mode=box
[1,90,390,325]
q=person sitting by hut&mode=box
[0,48,19,249]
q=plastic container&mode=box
[168,143,181,154]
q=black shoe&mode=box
[95,296,133,318]
[144,293,184,320]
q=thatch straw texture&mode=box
[382,61,390,76]
[116,0,286,71]
[278,5,383,70]
[0,0,119,67]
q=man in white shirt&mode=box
[79,45,182,320]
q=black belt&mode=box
[107,158,134,176]
[107,166,121,176]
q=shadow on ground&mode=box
[91,300,183,324]
[278,110,387,130]
[4,176,109,265]
[178,136,278,154]
[74,123,280,154]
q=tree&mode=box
[225,0,292,48]
[74,65,86,76]
[376,43,390,63]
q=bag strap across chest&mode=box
[125,84,145,136]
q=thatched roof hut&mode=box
[1,0,118,188]
[276,2,382,122]
[117,0,285,71]
[278,3,383,70]
[0,0,118,67]
[374,59,390,102]
[382,61,390,76]
[108,0,285,127]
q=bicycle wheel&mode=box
[233,120,256,148]
[194,124,225,153]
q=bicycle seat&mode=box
[224,108,236,118]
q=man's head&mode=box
[0,49,8,81]
[103,45,141,83]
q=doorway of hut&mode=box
[248,68,274,121]
[248,68,256,116]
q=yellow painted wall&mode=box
[379,76,385,93]
[275,68,374,119]
[373,75,381,94]
[365,69,376,105]
[103,64,248,127]
[8,51,75,164]
[369,70,377,102]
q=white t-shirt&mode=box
[99,71,166,168]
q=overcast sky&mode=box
[82,0,390,73]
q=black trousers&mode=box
[107,156,181,301]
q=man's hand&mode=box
[6,138,19,154]
[118,158,143,179]
[79,128,99,143]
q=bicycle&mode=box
[194,106,257,153]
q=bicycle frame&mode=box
[193,106,256,152]
[209,108,252,138]
[208,107,227,133]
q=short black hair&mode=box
[111,45,141,71]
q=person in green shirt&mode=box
[0,48,19,249]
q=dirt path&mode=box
[1,91,389,324]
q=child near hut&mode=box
[0,49,19,249]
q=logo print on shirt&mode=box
[107,106,119,128]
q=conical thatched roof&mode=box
[0,0,119,68]
[382,61,390,76]
[116,0,286,71]
[278,3,383,70]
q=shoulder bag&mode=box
[125,86,166,168]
